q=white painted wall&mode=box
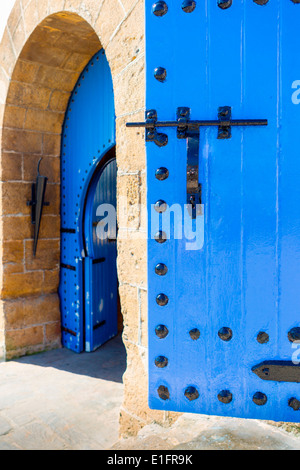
[0,1,16,41]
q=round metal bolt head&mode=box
[155,132,169,147]
[218,129,230,139]
[155,263,168,276]
[154,231,168,243]
[218,327,233,342]
[254,0,269,4]
[219,107,230,117]
[289,398,300,411]
[218,390,233,404]
[154,67,167,82]
[189,328,200,340]
[158,385,170,400]
[155,324,169,339]
[178,107,190,118]
[152,1,168,16]
[182,0,196,13]
[185,386,199,401]
[218,0,232,9]
[147,131,155,141]
[253,392,267,406]
[288,327,300,343]
[154,200,168,213]
[155,356,169,368]
[262,368,270,377]
[146,109,157,120]
[155,167,169,181]
[156,293,169,307]
[257,331,269,344]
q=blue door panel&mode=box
[59,49,115,353]
[59,262,83,352]
[145,1,300,421]
[84,157,118,352]
[277,3,300,420]
[240,3,279,418]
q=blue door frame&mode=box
[143,1,300,422]
[59,49,116,353]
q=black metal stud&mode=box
[218,390,233,404]
[257,331,269,344]
[253,0,269,4]
[289,398,300,411]
[154,67,167,83]
[156,293,169,306]
[154,231,167,243]
[158,385,170,400]
[189,329,200,340]
[290,0,300,3]
[184,386,199,401]
[217,0,232,9]
[253,392,267,406]
[155,324,169,339]
[155,167,169,181]
[155,356,169,368]
[154,200,168,213]
[155,263,168,276]
[152,1,168,16]
[182,0,196,13]
[288,327,300,343]
[218,327,233,342]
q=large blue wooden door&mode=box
[83,151,118,352]
[59,50,115,353]
[143,1,300,422]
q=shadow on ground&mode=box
[11,334,126,383]
[0,335,126,449]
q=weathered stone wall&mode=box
[0,8,101,359]
[0,0,179,437]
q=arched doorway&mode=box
[59,50,119,353]
[0,2,149,437]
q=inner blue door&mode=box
[145,1,300,422]
[59,49,116,353]
[84,150,118,352]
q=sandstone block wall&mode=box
[0,0,179,437]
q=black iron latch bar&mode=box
[126,107,268,219]
[126,108,268,136]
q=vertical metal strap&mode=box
[186,129,202,219]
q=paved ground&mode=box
[114,414,300,451]
[1,336,300,450]
[0,335,126,450]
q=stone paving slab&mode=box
[0,336,126,450]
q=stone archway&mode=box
[0,0,177,438]
[1,12,103,359]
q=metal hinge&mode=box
[252,361,300,383]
